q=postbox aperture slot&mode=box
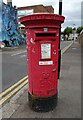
[36,33,56,37]
[35,32,56,41]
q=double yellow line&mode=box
[0,75,28,105]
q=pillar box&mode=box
[19,13,65,112]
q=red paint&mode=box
[19,13,65,97]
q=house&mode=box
[17,5,54,18]
[68,33,78,41]
[17,5,54,34]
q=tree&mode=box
[63,27,72,36]
[77,26,83,34]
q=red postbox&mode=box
[19,13,65,112]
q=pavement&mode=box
[1,42,81,119]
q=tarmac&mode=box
[2,42,81,119]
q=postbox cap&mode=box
[19,13,65,28]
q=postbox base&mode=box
[28,92,58,112]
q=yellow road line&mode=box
[0,75,28,97]
[61,42,73,55]
[0,80,28,105]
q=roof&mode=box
[17,4,54,13]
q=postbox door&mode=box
[27,30,59,97]
[30,39,58,97]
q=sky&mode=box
[3,0,83,31]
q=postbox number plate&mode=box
[41,43,51,59]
